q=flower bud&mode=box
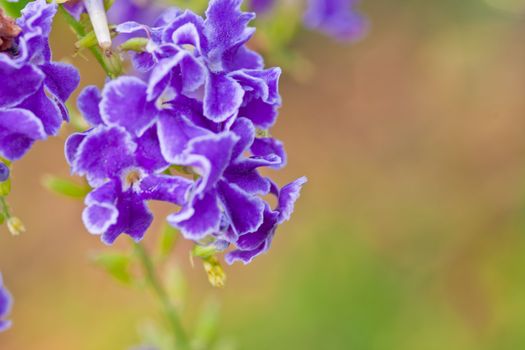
[83,0,112,50]
[7,217,25,236]
[202,256,226,288]
[0,164,9,183]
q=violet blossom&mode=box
[68,0,306,264]
[0,0,79,161]
[304,0,367,41]
[0,273,12,332]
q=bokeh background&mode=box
[4,0,525,348]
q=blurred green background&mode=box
[4,0,525,348]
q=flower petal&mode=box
[204,72,244,122]
[217,180,265,236]
[183,132,238,193]
[140,174,192,204]
[277,176,307,223]
[101,76,157,137]
[73,126,136,186]
[157,110,209,163]
[0,56,44,108]
[168,190,221,240]
[102,191,153,244]
[235,207,278,250]
[250,136,286,169]
[135,126,168,171]
[17,87,62,136]
[0,108,46,160]
[77,85,103,126]
[40,62,80,103]
[204,0,255,69]
[225,241,266,265]
[83,202,119,235]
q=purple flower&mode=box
[248,0,276,15]
[225,176,307,264]
[67,84,192,244]
[0,0,79,160]
[68,0,306,264]
[165,116,307,264]
[0,274,13,332]
[64,0,162,25]
[116,0,280,127]
[304,0,367,41]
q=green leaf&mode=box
[164,265,187,309]
[42,175,90,199]
[0,0,29,17]
[192,297,221,350]
[137,319,175,350]
[157,224,179,261]
[0,178,11,197]
[91,251,133,285]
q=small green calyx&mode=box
[119,37,149,52]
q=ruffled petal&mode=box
[102,191,153,244]
[101,76,157,137]
[17,87,62,136]
[77,86,103,126]
[183,132,238,193]
[250,136,286,169]
[0,108,46,160]
[238,97,278,129]
[168,190,221,240]
[217,180,265,236]
[225,241,266,265]
[230,117,255,160]
[40,62,80,103]
[0,274,12,332]
[135,125,168,171]
[72,126,136,185]
[277,176,307,223]
[157,110,209,163]
[162,10,207,52]
[204,72,244,122]
[0,56,44,108]
[140,174,192,204]
[204,0,255,69]
[234,207,278,250]
[64,131,88,166]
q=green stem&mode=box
[134,242,190,349]
[57,6,114,78]
[0,197,10,219]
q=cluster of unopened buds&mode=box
[0,0,368,336]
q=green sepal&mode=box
[120,37,149,52]
[192,244,219,259]
[75,30,99,50]
[42,175,90,199]
[91,251,134,285]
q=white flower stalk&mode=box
[82,0,112,51]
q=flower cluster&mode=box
[249,0,366,41]
[0,0,79,161]
[64,0,161,26]
[0,273,12,332]
[304,0,367,41]
[67,0,306,264]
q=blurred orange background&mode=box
[3,0,525,348]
